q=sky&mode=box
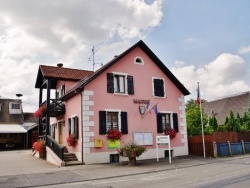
[0,0,250,112]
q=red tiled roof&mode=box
[40,65,93,80]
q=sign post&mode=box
[156,135,171,163]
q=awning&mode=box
[0,124,27,133]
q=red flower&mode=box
[164,128,176,139]
[106,129,122,141]
[34,105,47,117]
[67,134,78,147]
[33,140,46,152]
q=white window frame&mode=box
[105,109,121,131]
[56,84,65,98]
[112,72,128,96]
[160,111,173,130]
[70,115,78,136]
[134,56,144,65]
[152,77,166,98]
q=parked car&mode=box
[5,141,15,149]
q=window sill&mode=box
[113,93,129,96]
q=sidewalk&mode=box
[0,150,248,188]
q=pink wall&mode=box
[84,47,185,153]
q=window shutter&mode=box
[154,79,164,97]
[107,73,114,93]
[74,116,79,139]
[99,111,107,134]
[127,75,134,95]
[121,112,128,134]
[157,113,163,133]
[173,113,179,133]
[68,118,71,135]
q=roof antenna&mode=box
[88,46,103,71]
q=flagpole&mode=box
[198,82,206,158]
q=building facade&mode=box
[35,40,190,165]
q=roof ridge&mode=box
[40,64,93,72]
[206,91,250,102]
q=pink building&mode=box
[35,40,190,165]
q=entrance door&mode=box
[58,122,63,145]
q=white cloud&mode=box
[238,46,250,54]
[170,53,249,101]
[0,0,163,112]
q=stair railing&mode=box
[46,135,65,160]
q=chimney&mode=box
[57,63,63,68]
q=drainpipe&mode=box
[76,88,84,163]
[80,92,84,163]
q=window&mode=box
[157,113,179,133]
[68,116,79,139]
[114,75,125,93]
[107,112,119,130]
[56,85,65,99]
[11,103,20,109]
[99,111,128,135]
[107,73,134,95]
[153,78,165,97]
[50,123,56,139]
[134,56,144,65]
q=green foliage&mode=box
[217,125,228,132]
[209,116,218,131]
[204,126,214,135]
[186,99,208,137]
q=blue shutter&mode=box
[127,75,134,95]
[154,79,164,97]
[157,113,163,133]
[99,111,107,134]
[121,112,128,134]
[173,113,179,132]
[107,73,114,93]
[68,118,71,135]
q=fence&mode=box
[188,132,250,157]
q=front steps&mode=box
[63,147,84,166]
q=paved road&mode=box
[1,150,250,187]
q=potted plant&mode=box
[117,142,146,166]
[34,105,47,117]
[164,128,176,139]
[32,139,46,159]
[67,134,78,147]
[106,129,122,141]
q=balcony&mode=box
[41,99,65,117]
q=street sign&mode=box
[156,135,171,163]
[156,136,169,144]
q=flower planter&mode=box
[128,157,137,166]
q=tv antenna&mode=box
[88,46,103,71]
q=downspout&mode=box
[81,91,84,163]
[75,88,84,163]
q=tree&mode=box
[186,99,208,136]
[209,116,218,131]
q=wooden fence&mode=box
[188,132,250,157]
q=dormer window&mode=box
[11,103,20,109]
[134,56,144,65]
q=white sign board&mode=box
[134,132,153,146]
[156,136,170,144]
[156,135,171,164]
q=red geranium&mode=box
[164,128,176,139]
[106,129,122,141]
[67,134,78,147]
[33,140,46,152]
[34,105,47,117]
